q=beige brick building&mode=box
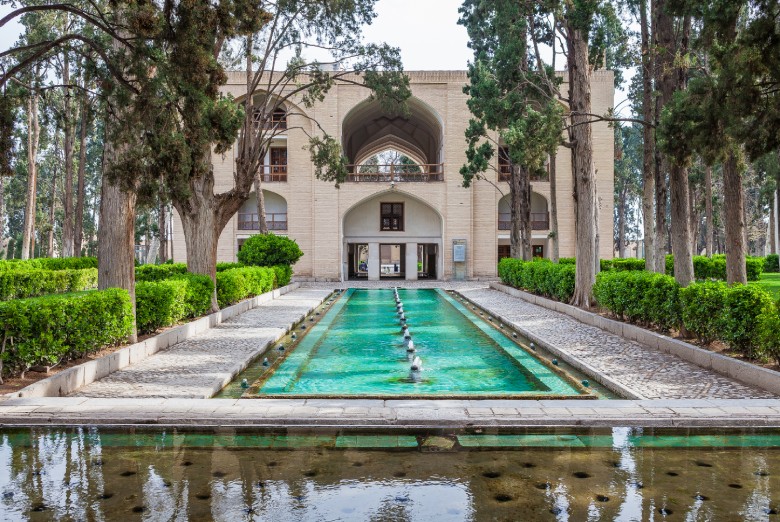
[171,70,615,281]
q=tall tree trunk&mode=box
[47,159,57,257]
[772,197,777,254]
[618,187,627,258]
[640,0,656,269]
[21,86,40,260]
[74,91,89,257]
[651,0,671,274]
[0,176,4,256]
[689,183,700,256]
[723,150,747,284]
[549,153,559,262]
[253,177,268,234]
[158,200,168,263]
[567,21,598,307]
[510,163,531,260]
[705,165,713,256]
[61,52,76,258]
[98,171,138,342]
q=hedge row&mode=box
[216,266,277,308]
[498,258,575,302]
[135,274,214,334]
[0,257,98,272]
[0,289,133,378]
[0,268,98,301]
[766,254,780,273]
[665,254,764,281]
[593,270,778,361]
[135,263,188,282]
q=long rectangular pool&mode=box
[247,289,586,398]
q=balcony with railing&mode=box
[238,212,288,231]
[498,212,550,231]
[498,164,550,182]
[346,163,444,182]
[257,164,287,183]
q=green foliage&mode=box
[216,262,244,272]
[498,258,575,302]
[610,258,646,271]
[593,271,679,328]
[237,234,303,267]
[272,265,293,288]
[680,282,729,344]
[0,257,98,271]
[666,254,763,281]
[0,289,133,378]
[766,254,780,273]
[135,273,214,333]
[720,284,774,358]
[135,263,188,282]
[757,300,780,365]
[558,258,576,265]
[135,280,187,334]
[216,266,276,308]
[0,269,98,301]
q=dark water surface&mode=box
[2,427,780,520]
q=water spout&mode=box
[406,340,415,353]
[409,356,423,381]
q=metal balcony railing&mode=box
[238,212,287,231]
[346,163,444,182]
[498,212,550,231]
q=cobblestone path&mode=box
[72,288,330,399]
[460,288,775,400]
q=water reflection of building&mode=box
[170,71,616,280]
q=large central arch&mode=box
[342,190,443,281]
[342,97,444,166]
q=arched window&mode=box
[252,108,287,130]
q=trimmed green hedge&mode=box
[135,273,213,334]
[498,258,575,302]
[0,289,133,378]
[592,271,680,330]
[0,257,98,272]
[595,270,775,360]
[0,268,98,301]
[237,234,303,267]
[135,263,188,282]
[610,258,646,271]
[758,299,780,365]
[766,254,780,273]
[216,262,244,272]
[216,266,276,308]
[272,264,292,287]
[666,254,764,281]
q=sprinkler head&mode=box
[262,358,269,367]
[530,342,536,349]
[277,344,285,352]
[241,379,249,389]
[291,333,297,339]
[404,333,412,340]
[581,380,590,387]
[512,333,518,338]
[552,358,559,366]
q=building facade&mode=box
[171,70,615,281]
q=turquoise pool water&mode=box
[254,289,582,398]
[3,427,780,520]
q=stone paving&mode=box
[70,288,330,399]
[459,287,776,400]
[3,397,780,428]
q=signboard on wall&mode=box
[453,240,467,263]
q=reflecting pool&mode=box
[2,427,780,520]
[235,289,587,399]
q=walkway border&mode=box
[490,282,780,396]
[3,283,301,400]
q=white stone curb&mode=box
[3,283,301,399]
[490,282,780,397]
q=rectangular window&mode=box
[380,202,404,231]
[270,148,287,174]
[498,147,511,181]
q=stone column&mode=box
[405,242,418,280]
[368,242,380,281]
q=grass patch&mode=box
[752,273,780,299]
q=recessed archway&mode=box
[238,190,288,232]
[342,190,443,281]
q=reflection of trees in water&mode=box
[358,149,422,174]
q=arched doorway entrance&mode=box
[342,191,443,281]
